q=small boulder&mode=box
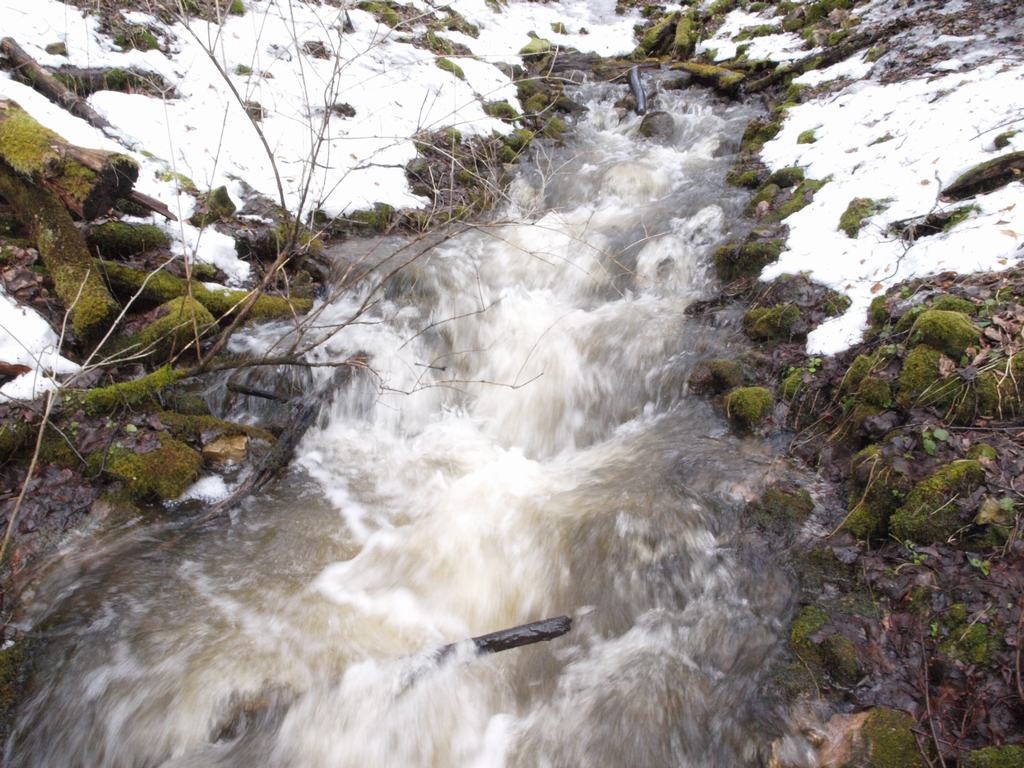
[638,110,675,141]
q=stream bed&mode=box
[7,81,799,767]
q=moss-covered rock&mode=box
[482,100,519,121]
[939,606,994,665]
[772,178,827,221]
[790,604,828,659]
[796,129,816,144]
[724,386,773,432]
[713,238,784,282]
[519,35,553,57]
[766,166,805,188]
[673,11,698,58]
[189,185,236,227]
[929,294,976,315]
[942,151,1024,200]
[859,707,924,768]
[908,309,978,359]
[743,303,801,341]
[86,221,171,258]
[857,376,893,408]
[839,197,880,237]
[964,745,1024,768]
[840,354,875,395]
[135,296,216,361]
[435,57,465,79]
[820,633,859,685]
[691,359,745,394]
[843,445,911,541]
[93,432,201,501]
[749,484,814,528]
[897,344,956,409]
[740,118,782,153]
[890,459,986,544]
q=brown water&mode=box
[6,82,800,767]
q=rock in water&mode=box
[638,110,674,141]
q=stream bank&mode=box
[0,0,1022,764]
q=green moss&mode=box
[860,708,923,768]
[228,0,244,14]
[965,746,1024,768]
[673,11,698,58]
[781,367,806,400]
[423,30,454,55]
[743,303,801,341]
[635,13,677,57]
[908,309,978,359]
[343,202,395,233]
[86,221,170,258]
[114,25,159,52]
[774,178,827,220]
[820,634,858,684]
[751,485,813,524]
[839,197,880,237]
[435,57,465,79]
[0,102,77,177]
[541,116,568,139]
[940,618,993,665]
[714,238,784,282]
[135,296,216,361]
[796,129,817,144]
[189,185,236,227]
[79,365,185,415]
[930,294,975,315]
[677,62,745,95]
[741,119,782,153]
[482,100,519,121]
[823,290,852,317]
[707,360,744,392]
[357,1,401,27]
[94,433,201,501]
[993,131,1017,150]
[726,167,762,188]
[550,21,567,34]
[890,459,986,544]
[724,386,774,432]
[503,128,535,153]
[857,376,892,408]
[790,604,827,658]
[444,11,479,37]
[868,296,889,327]
[766,166,805,188]
[843,445,911,540]
[519,36,553,57]
[839,356,872,397]
[897,344,955,409]
[968,443,997,461]
[234,63,253,76]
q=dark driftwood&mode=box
[0,37,114,133]
[437,615,573,659]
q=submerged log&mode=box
[0,161,119,344]
[0,98,138,219]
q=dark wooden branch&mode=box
[0,37,114,134]
[437,615,573,660]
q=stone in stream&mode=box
[638,110,675,141]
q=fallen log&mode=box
[0,37,116,134]
[0,161,120,345]
[0,98,138,220]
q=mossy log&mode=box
[0,37,115,134]
[0,98,138,219]
[0,161,119,344]
[52,65,175,98]
[941,151,1024,201]
[97,258,313,323]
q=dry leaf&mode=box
[870,282,883,294]
[938,354,956,378]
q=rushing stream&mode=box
[7,81,798,767]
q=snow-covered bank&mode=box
[0,0,641,398]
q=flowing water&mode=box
[6,82,798,767]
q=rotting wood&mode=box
[0,161,119,345]
[0,97,138,220]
